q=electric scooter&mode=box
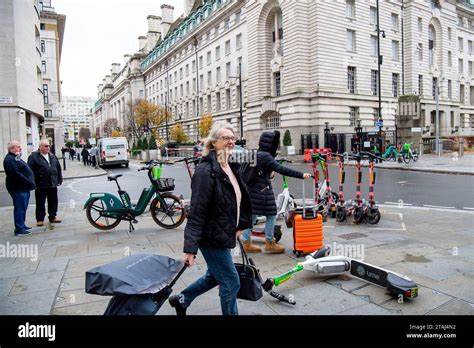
[263,245,419,303]
[312,153,337,218]
[343,152,365,224]
[334,152,348,222]
[359,151,382,225]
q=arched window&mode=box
[428,25,435,66]
[264,112,281,130]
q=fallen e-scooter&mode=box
[263,245,418,303]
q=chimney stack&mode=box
[161,4,175,37]
[124,54,132,65]
[147,15,162,33]
[138,36,147,51]
[111,63,121,75]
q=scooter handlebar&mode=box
[275,157,292,163]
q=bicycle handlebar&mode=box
[359,151,384,162]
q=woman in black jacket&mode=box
[168,121,252,316]
[241,130,311,254]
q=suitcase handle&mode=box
[302,175,316,219]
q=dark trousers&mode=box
[92,156,97,167]
[35,187,58,222]
[10,192,30,233]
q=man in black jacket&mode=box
[241,130,311,254]
[3,141,36,236]
[28,139,63,226]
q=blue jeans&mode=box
[180,246,240,315]
[242,214,277,241]
[10,192,30,234]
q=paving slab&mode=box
[55,243,89,258]
[10,271,64,295]
[0,277,17,296]
[351,284,396,305]
[0,289,57,315]
[335,303,400,315]
[326,275,367,292]
[36,257,70,274]
[427,299,474,315]
[59,276,86,292]
[54,289,106,308]
[0,260,39,279]
[51,299,110,315]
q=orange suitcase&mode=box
[292,180,324,257]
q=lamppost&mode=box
[355,119,363,153]
[165,58,170,142]
[376,0,386,152]
[193,37,200,142]
[229,61,244,144]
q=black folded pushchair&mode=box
[85,254,187,315]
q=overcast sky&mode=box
[54,0,185,99]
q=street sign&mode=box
[89,138,96,145]
[68,128,74,141]
[0,96,13,104]
[411,127,422,133]
[375,121,384,127]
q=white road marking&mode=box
[462,207,474,211]
[399,213,403,221]
[384,201,413,206]
[423,204,455,209]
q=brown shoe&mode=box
[264,240,285,254]
[49,217,62,223]
[36,221,44,226]
[242,240,261,253]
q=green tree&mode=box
[142,137,149,150]
[149,134,158,149]
[137,138,143,150]
[283,130,292,146]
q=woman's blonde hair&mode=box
[202,121,235,156]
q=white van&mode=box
[98,137,129,168]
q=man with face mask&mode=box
[3,141,36,236]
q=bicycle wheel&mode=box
[402,152,411,164]
[86,197,121,230]
[150,193,186,229]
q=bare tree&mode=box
[103,118,118,137]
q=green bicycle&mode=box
[382,144,402,162]
[84,160,185,233]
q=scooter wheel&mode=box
[336,206,347,222]
[353,207,365,224]
[295,251,302,258]
[367,208,381,225]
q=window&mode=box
[275,72,281,96]
[448,80,452,99]
[470,61,473,77]
[448,27,452,41]
[448,51,452,67]
[392,40,399,61]
[44,110,52,117]
[469,41,473,55]
[216,67,221,83]
[224,18,230,31]
[180,84,184,97]
[373,108,379,126]
[236,34,242,50]
[207,51,211,65]
[417,43,423,61]
[174,71,177,83]
[349,107,358,126]
[43,84,49,104]
[207,95,212,113]
[199,97,204,114]
[391,13,399,30]
[459,37,463,52]
[216,92,221,112]
[199,74,204,89]
[347,66,356,93]
[226,62,231,79]
[215,46,220,61]
[371,70,378,96]
[370,6,377,26]
[459,59,464,74]
[346,0,355,18]
[214,26,219,37]
[186,81,190,94]
[226,89,231,109]
[41,40,45,53]
[371,35,378,56]
[262,113,281,130]
[41,60,46,73]
[185,64,189,77]
[193,78,196,92]
[392,73,399,97]
[199,56,203,69]
[40,23,45,30]
[418,18,423,32]
[180,68,183,80]
[418,75,423,96]
[460,84,465,103]
[429,25,435,66]
[347,30,355,52]
[458,16,463,27]
[235,10,241,24]
[192,60,196,72]
[432,77,438,99]
[207,71,212,86]
[450,111,454,128]
[225,40,231,55]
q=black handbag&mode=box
[234,239,263,301]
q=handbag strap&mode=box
[237,238,250,265]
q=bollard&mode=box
[459,138,464,157]
[63,156,67,171]
[419,139,423,157]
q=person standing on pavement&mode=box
[168,121,252,316]
[3,141,36,236]
[90,145,98,168]
[27,139,63,226]
[241,130,311,254]
[81,147,89,166]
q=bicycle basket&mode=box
[155,178,175,192]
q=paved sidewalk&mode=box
[0,202,472,315]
